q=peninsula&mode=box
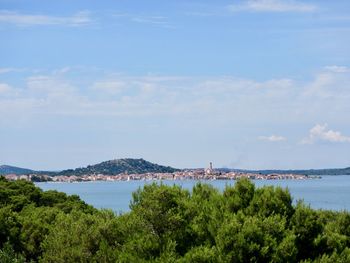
[1,159,316,182]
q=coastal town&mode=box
[3,162,311,182]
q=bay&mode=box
[36,175,350,213]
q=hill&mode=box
[256,167,350,175]
[0,165,34,175]
[58,158,179,176]
[225,167,350,176]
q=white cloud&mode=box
[0,83,19,97]
[302,124,350,144]
[112,13,173,28]
[184,11,219,17]
[0,68,16,74]
[0,83,13,93]
[302,65,350,100]
[92,80,127,95]
[24,75,81,112]
[324,65,350,73]
[259,135,286,142]
[53,67,72,75]
[228,0,317,13]
[131,16,167,25]
[0,10,92,26]
[0,67,29,74]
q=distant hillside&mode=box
[58,158,179,176]
[0,165,34,175]
[256,167,350,176]
[226,167,350,176]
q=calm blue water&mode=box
[36,175,350,213]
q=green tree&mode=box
[0,207,21,251]
[223,178,255,213]
[0,242,25,263]
[41,210,117,263]
[247,186,294,218]
[130,183,191,256]
[292,202,323,261]
[18,206,62,261]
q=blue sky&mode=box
[1,0,350,170]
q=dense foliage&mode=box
[0,176,349,262]
[58,158,179,176]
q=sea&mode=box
[36,175,350,213]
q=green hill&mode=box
[258,167,350,175]
[0,165,34,175]
[231,167,350,176]
[58,158,179,176]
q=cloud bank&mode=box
[0,66,349,128]
[1,66,350,169]
[0,10,92,26]
[228,0,317,13]
[259,135,286,142]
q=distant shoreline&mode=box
[3,169,321,183]
[2,158,350,178]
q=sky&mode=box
[1,0,350,170]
